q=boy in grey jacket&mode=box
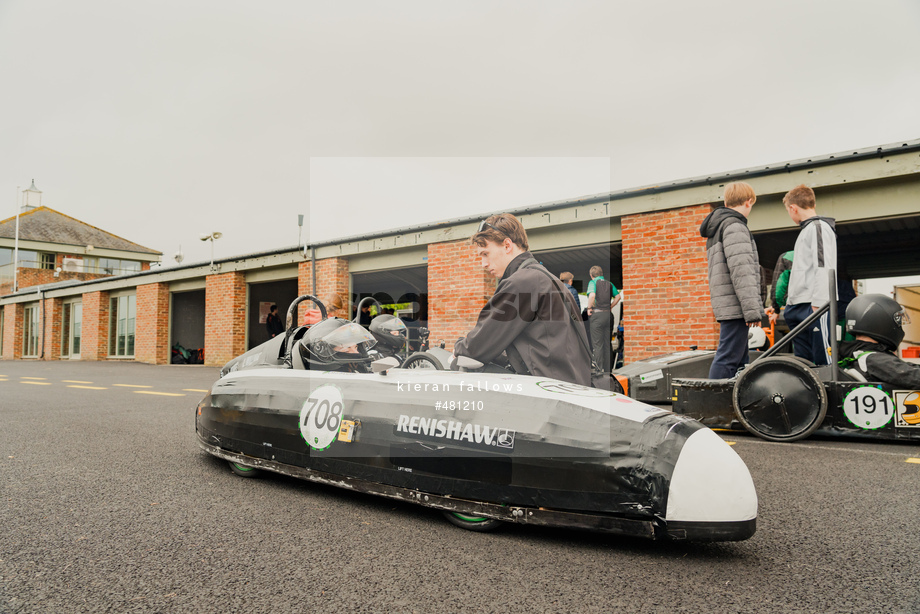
[783,184,837,365]
[700,182,766,379]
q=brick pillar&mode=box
[42,297,63,360]
[1,303,24,359]
[205,271,247,366]
[81,291,110,361]
[427,240,496,352]
[136,282,170,365]
[621,204,717,362]
[297,257,349,324]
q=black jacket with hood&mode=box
[453,252,591,386]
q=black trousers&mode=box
[590,310,612,373]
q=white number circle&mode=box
[843,387,894,430]
[300,385,345,450]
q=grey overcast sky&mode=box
[1,0,919,268]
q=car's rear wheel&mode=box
[228,461,262,478]
[732,356,827,442]
[442,511,503,532]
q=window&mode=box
[17,250,38,269]
[23,303,40,356]
[109,294,136,357]
[100,258,118,275]
[98,258,141,275]
[62,301,82,358]
[40,253,55,270]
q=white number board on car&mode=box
[842,386,894,430]
[300,385,345,450]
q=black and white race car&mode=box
[196,295,758,542]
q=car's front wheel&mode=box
[228,461,262,478]
[442,511,503,532]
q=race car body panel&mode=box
[197,362,758,541]
[672,375,920,442]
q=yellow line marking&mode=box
[22,381,52,385]
[725,441,736,446]
[134,391,185,397]
[906,458,920,464]
[63,380,93,384]
[67,385,108,390]
[113,384,153,388]
[21,377,47,380]
[183,389,209,393]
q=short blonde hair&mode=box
[723,182,756,209]
[783,184,816,209]
[560,271,574,282]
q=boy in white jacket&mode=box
[783,184,837,365]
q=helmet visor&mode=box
[895,308,911,326]
[324,322,377,354]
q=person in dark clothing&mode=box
[770,251,794,311]
[561,271,593,352]
[586,266,620,374]
[452,214,591,387]
[838,295,920,394]
[266,304,284,338]
[560,271,581,304]
[700,182,767,379]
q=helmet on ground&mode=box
[299,318,377,368]
[369,314,408,351]
[845,294,910,351]
[747,326,766,349]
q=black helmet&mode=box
[369,314,408,351]
[845,294,910,351]
[299,318,377,368]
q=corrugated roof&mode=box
[0,206,161,255]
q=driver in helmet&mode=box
[298,318,377,372]
[838,294,920,394]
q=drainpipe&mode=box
[12,186,20,293]
[37,286,45,360]
[311,246,317,297]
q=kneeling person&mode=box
[839,294,920,389]
[453,213,591,386]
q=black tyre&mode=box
[442,511,503,532]
[401,352,444,370]
[732,356,827,442]
[228,461,262,478]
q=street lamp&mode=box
[199,231,222,271]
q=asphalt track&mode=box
[1,361,918,614]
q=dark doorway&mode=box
[171,290,205,363]
[248,279,299,349]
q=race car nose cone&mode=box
[665,428,758,530]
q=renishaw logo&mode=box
[395,414,515,450]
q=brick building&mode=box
[0,182,161,359]
[2,141,919,366]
